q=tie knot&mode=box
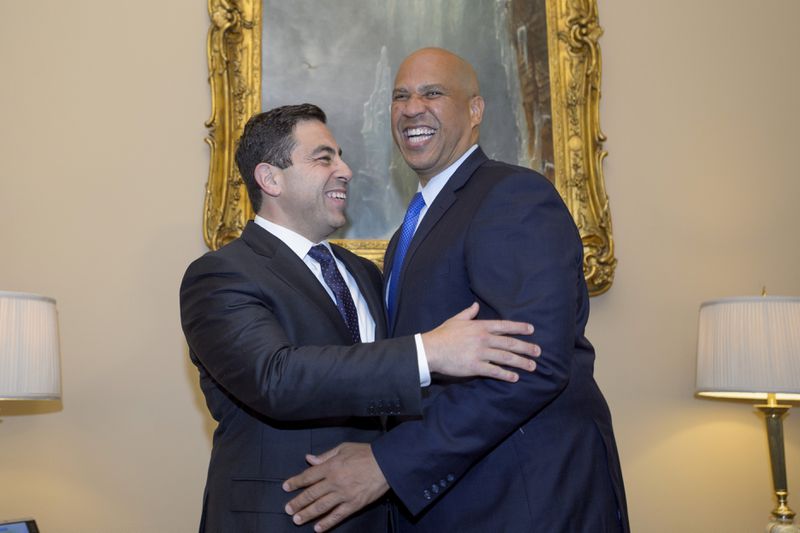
[308,244,334,266]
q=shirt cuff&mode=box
[414,333,431,387]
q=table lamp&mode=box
[696,295,800,532]
[0,291,61,402]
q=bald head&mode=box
[398,47,481,98]
[391,48,484,184]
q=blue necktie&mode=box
[387,192,425,325]
[308,244,361,344]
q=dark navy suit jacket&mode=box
[372,148,630,533]
[180,222,422,532]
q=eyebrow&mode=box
[308,145,342,158]
[393,84,446,95]
[419,84,445,92]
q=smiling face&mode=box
[259,119,353,243]
[391,48,484,185]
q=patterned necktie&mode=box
[387,192,426,325]
[308,244,361,344]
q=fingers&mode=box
[312,504,351,532]
[487,335,541,358]
[473,343,540,382]
[473,343,542,381]
[289,489,340,526]
[292,499,358,533]
[283,464,325,492]
[285,482,330,515]
[476,361,520,383]
[306,444,340,466]
[283,443,384,532]
[451,302,480,321]
[485,319,534,336]
[488,350,537,373]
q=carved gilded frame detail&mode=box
[204,0,615,294]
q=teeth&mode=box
[327,191,346,200]
[405,127,435,137]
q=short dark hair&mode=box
[235,103,327,212]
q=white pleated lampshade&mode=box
[0,291,62,400]
[696,296,800,401]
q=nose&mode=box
[400,93,426,117]
[336,158,353,182]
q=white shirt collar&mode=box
[419,144,479,205]
[253,215,331,260]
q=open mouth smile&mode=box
[326,191,347,200]
[403,126,436,146]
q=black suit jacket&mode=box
[180,222,421,532]
[372,148,630,533]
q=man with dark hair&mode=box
[180,103,541,532]
[285,49,629,533]
[235,104,328,212]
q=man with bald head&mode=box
[285,48,629,532]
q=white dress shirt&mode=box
[254,216,375,342]
[416,144,478,230]
[253,215,430,385]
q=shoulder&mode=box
[460,159,567,218]
[475,159,556,196]
[181,237,255,286]
[466,160,581,247]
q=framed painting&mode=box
[205,0,615,295]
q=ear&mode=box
[469,95,485,127]
[254,162,282,198]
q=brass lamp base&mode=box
[758,395,798,532]
[767,519,800,533]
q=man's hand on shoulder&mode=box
[421,302,540,382]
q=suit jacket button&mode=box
[423,490,431,500]
[431,484,439,494]
[439,479,447,487]
[447,474,455,482]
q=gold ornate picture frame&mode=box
[204,0,615,295]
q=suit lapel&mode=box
[386,148,489,331]
[382,230,401,304]
[411,147,487,249]
[332,246,387,340]
[241,222,353,342]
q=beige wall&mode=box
[0,1,798,531]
